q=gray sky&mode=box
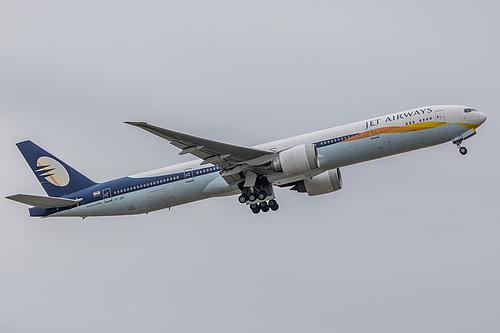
[1,1,499,332]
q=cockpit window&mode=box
[464,108,477,113]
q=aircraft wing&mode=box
[6,194,83,209]
[125,122,274,170]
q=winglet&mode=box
[124,121,148,126]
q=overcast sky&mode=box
[1,1,498,332]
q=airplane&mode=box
[6,105,487,217]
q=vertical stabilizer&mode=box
[16,140,97,197]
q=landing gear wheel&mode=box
[459,146,468,155]
[257,191,267,201]
[259,201,269,213]
[269,199,279,211]
[248,193,257,202]
[250,203,260,214]
[238,194,248,204]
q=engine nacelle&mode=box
[303,169,343,196]
[272,144,319,175]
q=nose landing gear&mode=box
[454,139,468,155]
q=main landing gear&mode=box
[239,191,280,214]
[238,191,267,204]
[250,200,279,214]
[238,178,279,214]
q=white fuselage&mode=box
[50,105,486,217]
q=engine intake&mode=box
[272,144,319,175]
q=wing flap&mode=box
[6,194,82,208]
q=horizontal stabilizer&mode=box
[6,194,82,208]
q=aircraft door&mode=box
[436,110,445,124]
[102,188,112,203]
[184,168,194,183]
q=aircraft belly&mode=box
[50,201,131,217]
[166,176,212,207]
[148,186,170,210]
[51,174,228,217]
[316,134,404,169]
[317,125,462,170]
[51,191,147,217]
[145,174,225,213]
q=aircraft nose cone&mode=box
[478,112,487,125]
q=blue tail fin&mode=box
[16,140,97,197]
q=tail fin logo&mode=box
[36,156,70,187]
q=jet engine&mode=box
[272,144,319,175]
[291,169,343,196]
